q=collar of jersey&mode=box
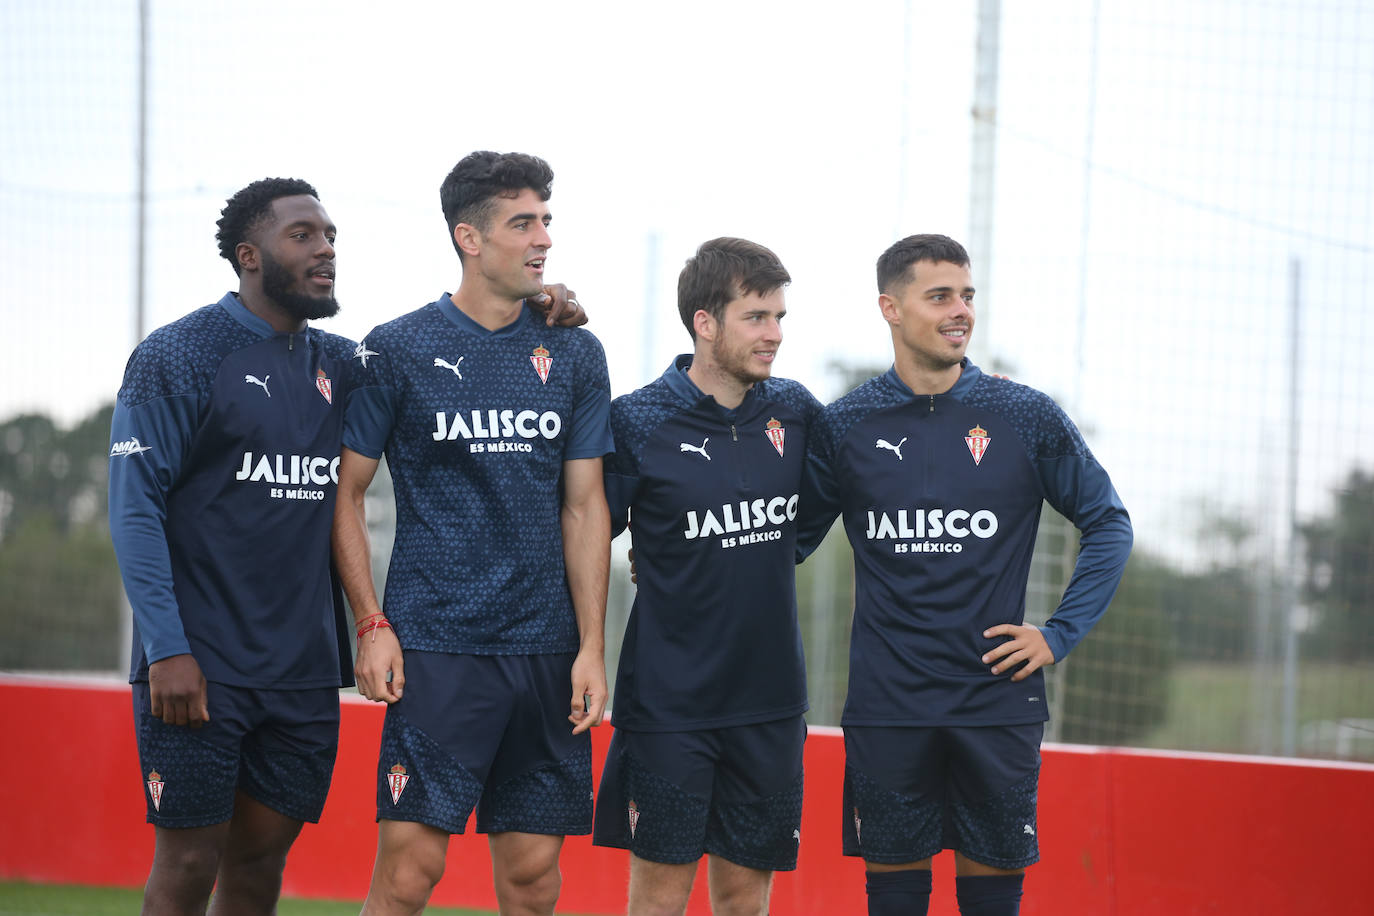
[663,353,765,421]
[435,293,533,338]
[882,357,981,400]
[218,291,281,339]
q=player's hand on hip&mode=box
[530,284,588,327]
[355,626,405,703]
[981,623,1056,682]
[568,648,607,734]
[148,653,209,727]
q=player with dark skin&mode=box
[139,191,585,916]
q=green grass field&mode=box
[0,881,496,916]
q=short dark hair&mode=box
[876,234,970,294]
[677,237,791,339]
[215,178,320,275]
[440,151,554,257]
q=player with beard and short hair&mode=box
[592,238,820,916]
[798,234,1133,916]
[109,177,356,915]
[334,151,613,915]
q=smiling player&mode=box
[593,238,821,916]
[799,234,1133,916]
[334,151,613,916]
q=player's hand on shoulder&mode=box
[355,624,405,704]
[148,653,209,727]
[531,283,588,327]
[980,622,1055,682]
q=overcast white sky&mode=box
[4,0,1372,555]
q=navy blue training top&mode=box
[343,295,614,655]
[108,292,355,689]
[606,355,822,731]
[799,360,1133,727]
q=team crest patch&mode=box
[627,799,640,838]
[852,807,862,844]
[315,368,333,404]
[530,345,552,384]
[387,763,410,805]
[965,424,990,465]
[146,770,164,812]
[764,417,786,457]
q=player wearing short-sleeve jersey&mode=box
[797,235,1132,916]
[108,179,354,914]
[332,152,612,916]
[593,238,818,916]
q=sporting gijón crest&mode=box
[965,424,990,466]
[146,769,164,812]
[315,368,333,404]
[387,763,410,804]
[530,345,552,384]
[764,417,786,457]
[627,799,640,838]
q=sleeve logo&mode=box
[110,438,153,457]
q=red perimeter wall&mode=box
[3,674,1371,914]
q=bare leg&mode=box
[488,832,564,916]
[142,821,231,916]
[627,854,698,916]
[706,855,773,916]
[360,820,450,916]
[205,792,305,915]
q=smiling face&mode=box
[253,194,339,321]
[880,258,974,376]
[702,286,787,387]
[459,187,552,302]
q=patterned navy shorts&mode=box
[132,681,339,829]
[593,716,806,871]
[842,723,1043,869]
[375,651,592,836]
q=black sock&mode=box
[955,873,1024,915]
[865,868,932,916]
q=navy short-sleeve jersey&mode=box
[800,361,1132,727]
[605,356,821,731]
[344,295,614,655]
[108,292,356,689]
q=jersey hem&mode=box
[610,702,809,733]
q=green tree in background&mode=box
[1301,467,1374,663]
[0,405,123,671]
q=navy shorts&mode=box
[593,716,806,871]
[132,681,340,829]
[376,651,592,836]
[842,723,1043,869]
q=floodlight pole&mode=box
[968,0,1001,351]
[1280,256,1302,757]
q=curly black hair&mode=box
[439,152,553,257]
[215,178,320,275]
[876,234,969,294]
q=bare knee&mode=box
[707,856,772,916]
[627,855,696,916]
[142,825,229,915]
[490,833,564,915]
[363,821,449,915]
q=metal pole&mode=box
[1074,0,1102,412]
[968,0,1002,351]
[135,0,149,344]
[1280,256,1302,756]
[642,232,661,380]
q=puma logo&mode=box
[245,374,271,397]
[680,438,711,461]
[875,437,906,460]
[433,357,464,379]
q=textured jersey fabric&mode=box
[800,360,1132,727]
[343,294,614,655]
[606,356,821,731]
[109,292,355,688]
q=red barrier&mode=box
[2,675,1371,914]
